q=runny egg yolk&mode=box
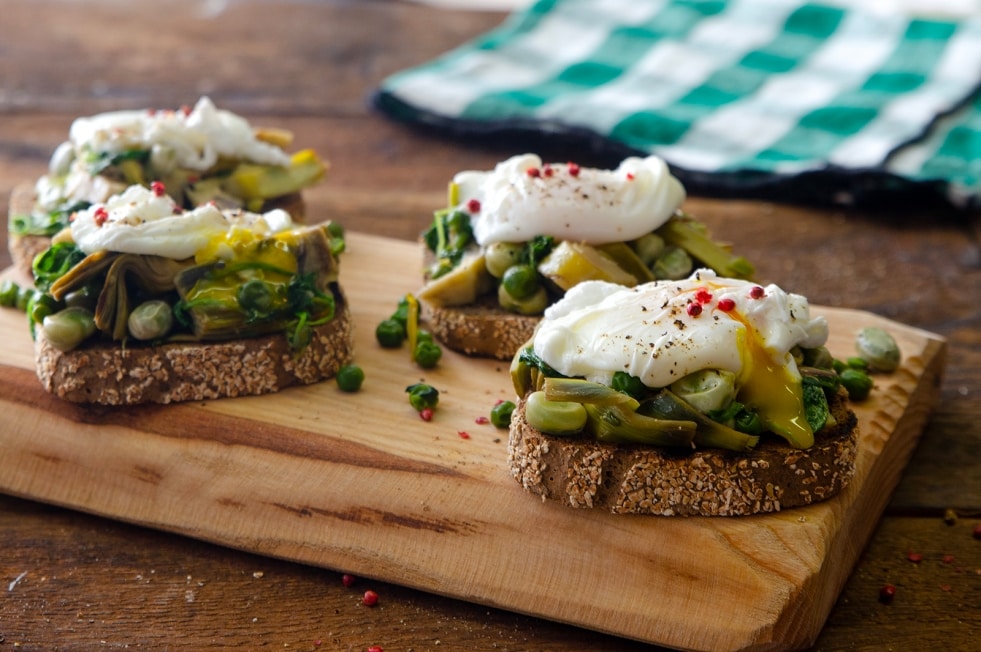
[731,315,814,449]
[195,226,299,273]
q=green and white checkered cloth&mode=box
[375,0,981,209]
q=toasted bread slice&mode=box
[507,388,858,516]
[7,182,307,280]
[420,295,537,361]
[35,296,353,406]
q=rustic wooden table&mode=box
[1,1,978,650]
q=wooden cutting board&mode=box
[0,232,946,652]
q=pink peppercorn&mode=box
[466,198,481,213]
[419,408,433,422]
[342,574,356,588]
[878,584,896,604]
[567,162,580,177]
[749,286,766,299]
[687,302,702,317]
[717,298,736,312]
[363,590,379,607]
[150,180,166,196]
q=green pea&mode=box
[497,283,548,316]
[501,264,539,300]
[128,300,174,340]
[336,364,365,392]
[525,390,587,436]
[41,307,96,352]
[0,279,20,307]
[15,285,36,312]
[490,400,516,428]
[406,383,439,412]
[413,340,442,369]
[325,221,346,256]
[375,318,406,348]
[855,326,901,372]
[840,368,874,402]
[846,356,869,371]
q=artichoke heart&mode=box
[175,225,338,340]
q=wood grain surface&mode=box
[0,233,948,651]
[1,1,979,651]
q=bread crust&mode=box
[7,182,306,280]
[507,389,859,516]
[35,297,353,406]
[420,294,538,361]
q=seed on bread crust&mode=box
[507,389,859,516]
[34,296,353,406]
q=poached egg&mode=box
[452,153,685,246]
[532,270,829,447]
[70,184,294,261]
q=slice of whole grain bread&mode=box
[507,389,858,516]
[35,297,353,406]
[420,294,538,361]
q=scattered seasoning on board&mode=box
[475,416,490,425]
[973,523,981,540]
[457,431,470,439]
[362,590,379,607]
[907,552,923,563]
[878,584,896,604]
[420,408,433,422]
[342,574,357,588]
[367,646,384,652]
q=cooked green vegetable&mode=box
[127,300,174,341]
[670,369,736,414]
[501,264,539,300]
[0,279,20,307]
[651,245,693,279]
[658,214,755,280]
[336,364,365,392]
[840,368,873,401]
[584,403,697,447]
[375,318,406,348]
[525,390,587,436]
[40,307,96,352]
[855,326,901,372]
[610,371,647,400]
[413,339,442,369]
[640,390,760,452]
[406,383,439,412]
[484,242,524,278]
[490,400,515,428]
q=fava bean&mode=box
[855,327,900,372]
[41,307,96,351]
